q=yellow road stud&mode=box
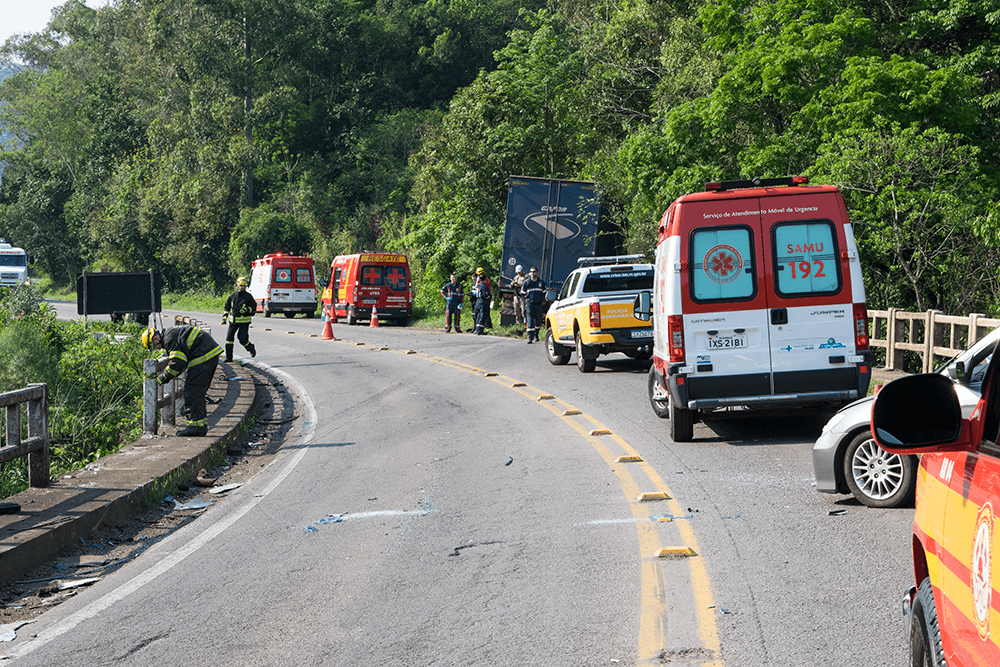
[636,491,671,502]
[562,409,581,416]
[536,394,554,401]
[483,372,498,377]
[511,381,526,387]
[655,547,697,559]
[406,350,416,354]
[590,428,612,436]
[616,455,643,463]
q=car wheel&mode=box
[669,394,694,442]
[575,331,595,373]
[648,366,670,419]
[910,578,946,667]
[263,302,271,318]
[306,311,315,319]
[546,328,570,365]
[843,431,917,508]
[346,309,356,326]
[284,311,296,319]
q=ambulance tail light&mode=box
[853,303,869,351]
[590,302,601,328]
[668,315,685,363]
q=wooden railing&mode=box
[0,384,50,488]
[869,309,1000,373]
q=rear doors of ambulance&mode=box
[674,185,868,408]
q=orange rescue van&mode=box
[248,253,317,318]
[321,253,412,325]
[635,176,871,441]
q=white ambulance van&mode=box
[0,239,28,287]
[634,177,871,441]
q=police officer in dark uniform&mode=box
[223,276,257,362]
[142,326,224,436]
[520,267,546,344]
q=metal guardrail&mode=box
[869,309,1000,373]
[0,384,50,487]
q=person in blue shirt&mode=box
[472,274,492,335]
[440,274,464,333]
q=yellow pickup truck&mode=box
[544,256,654,372]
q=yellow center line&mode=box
[353,346,722,664]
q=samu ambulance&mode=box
[635,176,871,442]
[248,253,317,318]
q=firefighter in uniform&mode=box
[472,274,491,335]
[223,276,258,362]
[142,326,224,437]
[520,267,546,344]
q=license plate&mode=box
[631,329,653,339]
[362,299,377,305]
[707,335,747,349]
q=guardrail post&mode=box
[27,383,49,488]
[143,358,158,434]
[923,310,940,373]
[887,308,903,370]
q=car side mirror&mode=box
[947,360,966,381]
[633,291,651,322]
[871,374,964,450]
[545,288,559,301]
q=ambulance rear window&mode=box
[385,266,407,291]
[690,227,756,302]
[274,267,293,283]
[361,266,383,286]
[296,268,312,283]
[773,221,840,297]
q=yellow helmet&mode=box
[237,276,249,286]
[141,328,159,350]
[476,267,484,274]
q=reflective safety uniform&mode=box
[441,280,464,333]
[520,276,546,342]
[158,326,223,429]
[223,289,258,361]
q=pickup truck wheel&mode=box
[346,309,357,325]
[669,399,694,442]
[648,366,671,419]
[843,431,916,508]
[545,329,570,365]
[575,331,595,373]
[910,578,946,667]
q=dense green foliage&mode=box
[2,0,1000,315]
[0,284,146,498]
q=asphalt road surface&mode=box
[9,306,912,666]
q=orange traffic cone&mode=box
[328,304,338,324]
[369,305,380,328]
[322,318,337,340]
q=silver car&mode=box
[812,327,999,507]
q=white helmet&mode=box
[515,265,523,273]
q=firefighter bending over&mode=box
[223,276,257,362]
[142,326,224,437]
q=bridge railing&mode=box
[0,384,50,488]
[143,358,185,434]
[869,309,1000,373]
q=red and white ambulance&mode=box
[321,253,412,325]
[872,344,1000,666]
[635,176,871,441]
[248,253,317,318]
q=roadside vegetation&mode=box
[1,0,998,320]
[0,284,147,499]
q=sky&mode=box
[0,0,109,48]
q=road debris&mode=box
[0,619,35,642]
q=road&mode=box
[8,307,912,666]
